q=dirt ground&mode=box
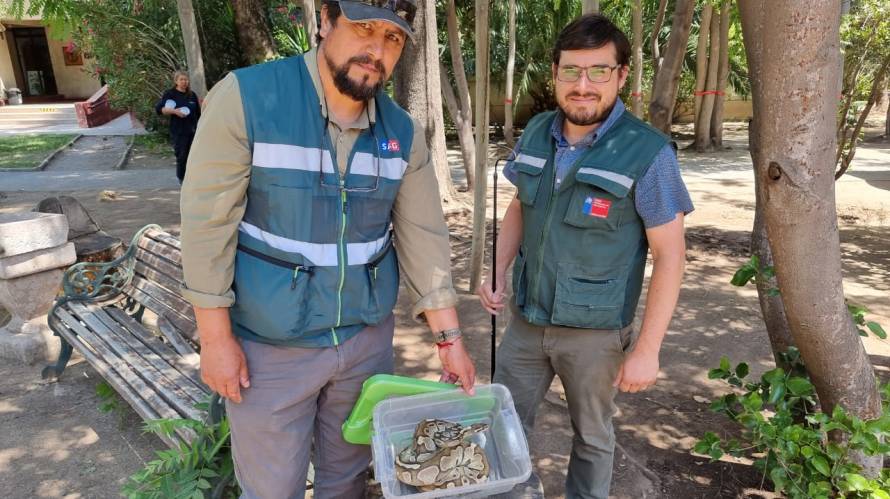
[0,124,888,498]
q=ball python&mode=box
[394,419,491,491]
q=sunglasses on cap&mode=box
[348,0,417,25]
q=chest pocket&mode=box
[563,167,634,231]
[512,152,548,206]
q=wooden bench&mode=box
[44,224,211,448]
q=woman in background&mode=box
[155,70,200,183]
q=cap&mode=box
[337,0,417,41]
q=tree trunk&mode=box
[710,0,732,148]
[693,4,714,144]
[836,57,890,179]
[886,88,890,138]
[651,0,669,81]
[648,0,696,134]
[175,0,207,96]
[694,5,721,152]
[504,0,517,146]
[469,0,491,292]
[393,0,460,207]
[582,0,600,14]
[302,0,318,49]
[631,0,644,117]
[440,62,474,190]
[232,0,277,65]
[739,0,883,476]
[445,0,476,189]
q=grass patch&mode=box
[133,132,172,155]
[0,134,77,169]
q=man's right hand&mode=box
[194,307,250,403]
[477,274,507,315]
[200,334,250,403]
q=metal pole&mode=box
[490,165,498,380]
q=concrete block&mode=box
[0,268,64,322]
[0,212,69,258]
[0,317,60,365]
[0,242,76,279]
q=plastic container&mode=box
[372,384,532,499]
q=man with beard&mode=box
[477,14,693,499]
[180,1,477,497]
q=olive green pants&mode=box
[226,315,395,499]
[494,310,635,499]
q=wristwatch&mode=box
[434,328,462,343]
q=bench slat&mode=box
[82,304,208,405]
[106,307,202,386]
[157,313,199,357]
[136,236,181,265]
[134,249,184,286]
[54,306,195,444]
[67,302,204,421]
[134,261,184,301]
[51,312,182,448]
[127,277,196,332]
[145,228,182,250]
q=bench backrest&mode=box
[126,228,198,342]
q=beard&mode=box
[325,52,386,102]
[558,91,616,127]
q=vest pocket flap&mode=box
[513,156,546,176]
[550,263,628,329]
[574,167,633,198]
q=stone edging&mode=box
[0,134,83,173]
[114,135,137,170]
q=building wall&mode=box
[0,34,15,92]
[44,31,100,99]
[0,17,100,99]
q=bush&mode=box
[695,348,890,499]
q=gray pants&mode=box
[227,315,395,499]
[494,310,634,499]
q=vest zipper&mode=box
[331,188,347,346]
[236,244,314,284]
[529,187,557,324]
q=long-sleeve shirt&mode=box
[154,88,201,138]
[179,47,457,320]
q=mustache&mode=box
[348,55,386,75]
[566,91,601,100]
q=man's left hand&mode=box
[437,337,476,396]
[613,344,660,393]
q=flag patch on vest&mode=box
[380,139,401,152]
[583,197,612,218]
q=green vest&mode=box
[228,54,414,348]
[512,110,669,329]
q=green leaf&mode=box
[708,368,727,380]
[844,473,870,491]
[867,322,887,339]
[801,445,815,458]
[743,391,763,411]
[719,356,731,372]
[811,455,831,477]
[767,287,781,297]
[735,362,749,379]
[768,383,786,404]
[786,377,814,396]
[859,328,870,337]
[872,489,890,499]
[731,265,757,287]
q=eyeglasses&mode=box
[556,65,622,84]
[318,107,381,193]
[350,0,417,25]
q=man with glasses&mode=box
[180,1,476,497]
[477,14,693,498]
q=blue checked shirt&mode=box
[504,99,694,228]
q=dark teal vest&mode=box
[512,110,668,329]
[229,54,414,347]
